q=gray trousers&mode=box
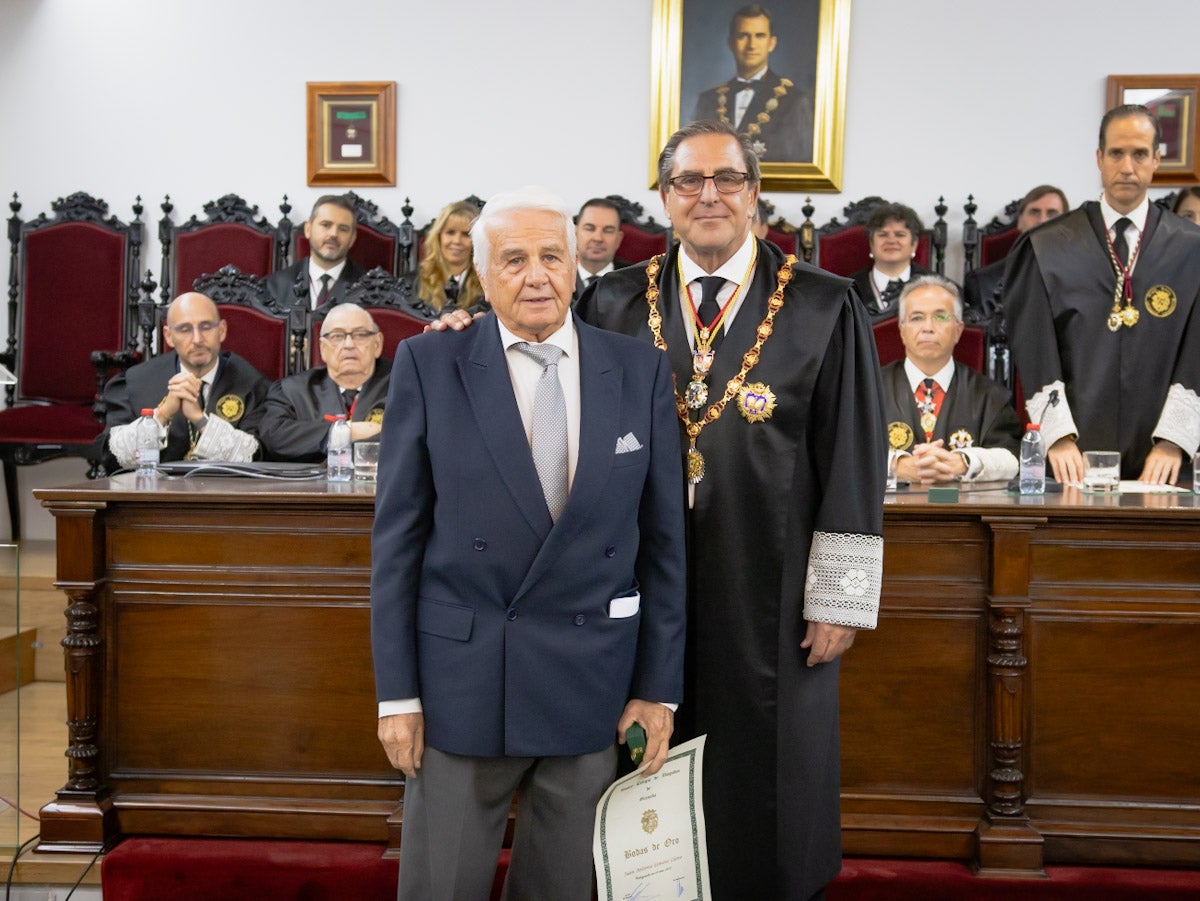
[398,744,617,901]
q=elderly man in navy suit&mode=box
[371,186,687,901]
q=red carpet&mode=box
[102,839,1199,900]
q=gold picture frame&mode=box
[306,81,396,186]
[650,0,851,192]
[1106,74,1199,185]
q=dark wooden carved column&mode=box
[975,514,1045,877]
[37,499,115,853]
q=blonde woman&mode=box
[417,200,485,313]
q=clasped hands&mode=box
[893,439,966,485]
[155,371,207,424]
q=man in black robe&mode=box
[99,292,268,472]
[579,119,885,901]
[883,276,1021,484]
[1005,105,1200,483]
[266,195,366,310]
[258,303,391,462]
[692,4,814,163]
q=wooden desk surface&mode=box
[33,476,1200,872]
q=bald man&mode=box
[258,303,392,461]
[100,292,269,471]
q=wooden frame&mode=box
[306,81,396,186]
[650,0,851,192]
[1106,74,1200,185]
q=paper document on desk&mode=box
[594,734,710,901]
[1116,481,1188,494]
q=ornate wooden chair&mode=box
[814,196,935,277]
[311,268,427,367]
[191,264,292,382]
[295,191,409,276]
[978,198,1021,268]
[0,192,143,538]
[606,195,671,263]
[159,194,286,313]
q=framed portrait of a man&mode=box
[650,0,851,191]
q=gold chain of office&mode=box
[714,78,793,141]
[643,252,796,482]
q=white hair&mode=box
[322,302,378,331]
[471,186,577,273]
[897,274,963,322]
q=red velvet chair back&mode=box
[191,264,290,382]
[161,195,279,306]
[618,223,669,263]
[980,226,1020,267]
[310,307,425,366]
[872,319,986,373]
[20,221,130,403]
[817,224,932,277]
[765,227,799,256]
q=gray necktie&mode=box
[515,342,568,521]
[1113,217,1131,266]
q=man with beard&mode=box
[267,195,366,310]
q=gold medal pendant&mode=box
[920,411,937,435]
[686,445,706,484]
[685,379,709,409]
[1107,310,1122,332]
[1121,306,1139,328]
[737,381,776,423]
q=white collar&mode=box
[1099,193,1149,235]
[309,258,348,284]
[497,315,576,358]
[873,265,912,293]
[578,262,614,282]
[903,356,955,393]
[678,231,756,287]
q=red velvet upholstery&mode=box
[873,319,986,372]
[766,227,799,256]
[617,223,669,263]
[980,226,1019,266]
[297,223,397,275]
[0,402,105,442]
[20,222,127,402]
[175,224,274,296]
[219,305,290,382]
[817,224,932,278]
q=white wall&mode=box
[3,0,1200,539]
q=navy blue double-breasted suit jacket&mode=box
[370,312,686,758]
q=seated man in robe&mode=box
[100,292,268,471]
[884,276,1022,484]
[258,303,391,461]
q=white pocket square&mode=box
[615,432,644,454]
[608,592,641,618]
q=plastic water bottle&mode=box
[134,408,160,477]
[326,415,352,482]
[1019,424,1045,495]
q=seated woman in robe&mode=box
[416,200,485,315]
[850,203,932,323]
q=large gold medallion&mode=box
[737,381,776,423]
[685,446,706,484]
[685,380,709,410]
[888,421,914,451]
[215,394,245,423]
[1144,285,1177,318]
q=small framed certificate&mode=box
[306,81,396,186]
[594,735,711,901]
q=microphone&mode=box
[1036,388,1060,427]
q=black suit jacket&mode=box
[693,69,814,162]
[851,263,935,324]
[266,258,366,310]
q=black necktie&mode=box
[1112,217,1131,267]
[197,382,207,412]
[316,273,332,307]
[444,278,460,304]
[697,276,725,349]
[586,275,598,289]
[880,278,904,311]
[341,388,358,415]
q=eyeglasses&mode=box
[667,172,751,196]
[320,329,380,344]
[168,321,220,337]
[902,311,956,326]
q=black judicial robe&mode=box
[578,239,886,901]
[962,257,1005,325]
[692,69,814,163]
[1005,202,1200,478]
[258,359,392,462]
[98,351,268,471]
[881,360,1021,457]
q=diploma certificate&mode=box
[593,735,710,901]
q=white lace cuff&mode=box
[1027,380,1076,449]
[959,446,1018,483]
[804,531,883,630]
[193,415,260,462]
[107,417,168,468]
[1152,383,1200,456]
